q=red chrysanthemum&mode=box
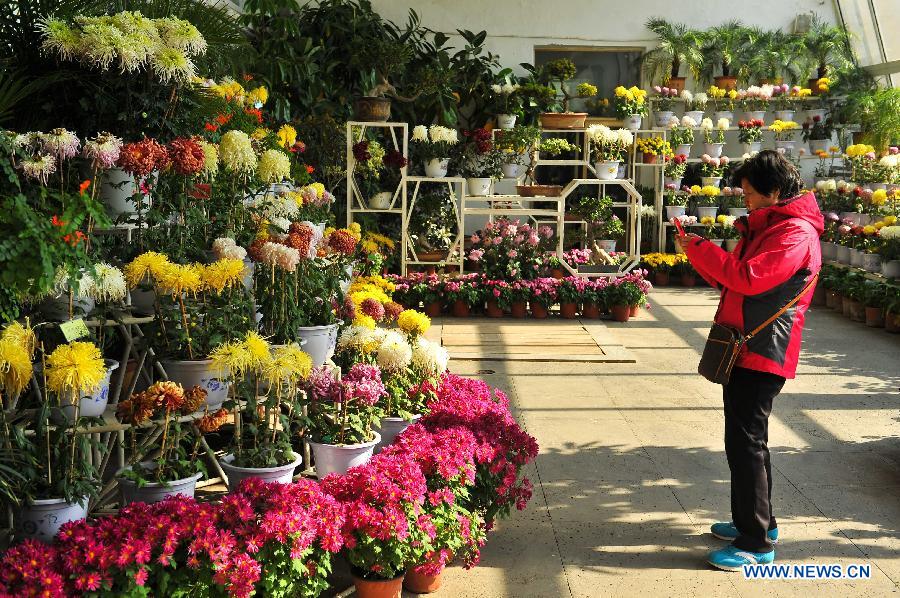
[359,297,385,320]
[117,138,169,177]
[168,138,205,176]
[327,230,357,255]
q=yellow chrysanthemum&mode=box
[701,185,721,196]
[862,225,877,235]
[246,85,268,106]
[276,124,297,149]
[45,341,106,398]
[156,263,203,296]
[309,182,326,198]
[364,232,396,251]
[198,140,218,177]
[2,321,36,358]
[361,239,378,254]
[883,215,897,226]
[251,127,269,141]
[201,258,246,293]
[257,149,291,183]
[264,343,312,384]
[0,338,32,397]
[209,340,253,378]
[353,313,377,329]
[700,216,715,226]
[874,222,885,230]
[285,190,304,207]
[242,331,271,370]
[397,309,430,338]
[871,189,888,206]
[689,185,701,195]
[124,251,171,287]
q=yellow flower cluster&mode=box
[642,253,687,269]
[815,77,830,94]
[201,258,247,293]
[874,215,898,230]
[846,144,875,158]
[360,232,396,255]
[635,137,672,157]
[397,309,431,338]
[46,341,107,397]
[614,85,647,104]
[689,185,721,196]
[125,253,246,296]
[351,275,396,295]
[276,124,297,149]
[700,216,716,226]
[207,77,269,108]
[707,86,739,100]
[124,251,171,287]
[769,120,799,133]
[792,88,812,98]
[871,189,888,206]
[0,322,36,397]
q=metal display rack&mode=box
[404,176,466,271]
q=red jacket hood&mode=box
[736,191,825,237]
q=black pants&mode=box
[723,366,786,553]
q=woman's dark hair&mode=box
[730,149,802,199]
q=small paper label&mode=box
[59,319,89,342]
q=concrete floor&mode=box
[436,287,900,598]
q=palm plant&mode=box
[859,88,900,152]
[743,30,805,84]
[701,21,751,82]
[802,15,853,79]
[642,18,704,84]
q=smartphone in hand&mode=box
[673,218,686,237]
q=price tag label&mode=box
[59,318,89,342]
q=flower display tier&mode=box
[404,176,466,270]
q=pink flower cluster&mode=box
[342,363,387,406]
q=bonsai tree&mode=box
[642,19,704,85]
[523,137,578,185]
[543,58,578,112]
[802,15,853,80]
[701,21,750,83]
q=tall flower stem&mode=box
[176,294,193,359]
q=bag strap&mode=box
[745,273,819,340]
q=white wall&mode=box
[370,0,839,74]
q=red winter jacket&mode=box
[685,191,824,379]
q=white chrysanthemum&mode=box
[198,140,218,177]
[501,82,516,94]
[219,130,257,174]
[679,89,693,102]
[490,84,501,94]
[257,149,291,183]
[78,22,122,70]
[20,154,56,185]
[151,47,196,84]
[213,237,236,256]
[824,179,837,191]
[716,118,730,130]
[377,330,412,372]
[116,31,153,73]
[411,125,428,142]
[700,117,713,130]
[337,325,378,354]
[681,115,697,128]
[616,128,634,146]
[155,17,207,56]
[41,128,80,161]
[53,268,96,300]
[83,132,123,169]
[39,18,81,61]
[694,92,708,105]
[667,116,679,129]
[90,263,127,303]
[880,226,900,240]
[411,338,449,376]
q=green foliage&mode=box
[642,18,704,83]
[409,188,456,253]
[699,20,750,81]
[255,261,344,343]
[803,14,853,79]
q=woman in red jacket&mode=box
[679,150,823,571]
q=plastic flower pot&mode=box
[629,304,640,317]
[848,300,866,322]
[774,110,795,122]
[835,245,851,264]
[129,285,157,315]
[825,290,841,310]
[703,143,724,158]
[99,167,137,217]
[883,260,900,279]
[17,497,88,543]
[695,206,718,220]
[713,110,734,123]
[653,271,670,286]
[743,110,766,122]
[309,432,381,478]
[724,239,740,252]
[862,253,882,273]
[485,299,504,318]
[727,207,748,217]
[161,359,231,409]
[675,143,693,158]
[451,300,470,317]
[424,158,449,178]
[466,177,492,196]
[775,140,795,157]
[654,110,674,128]
[353,571,404,598]
[219,453,303,492]
[404,569,442,594]
[681,273,697,287]
[57,359,119,422]
[550,268,565,280]
[510,301,527,318]
[665,205,686,220]
[611,305,631,322]
[841,296,853,318]
[581,303,601,319]
[808,139,830,154]
[597,239,617,253]
[742,142,762,155]
[595,161,621,181]
[368,192,393,210]
[375,415,421,453]
[642,152,657,164]
[850,249,865,268]
[531,303,549,319]
[623,114,642,131]
[684,110,704,123]
[118,463,203,505]
[865,306,885,328]
[497,114,517,129]
[501,162,519,178]
[559,302,578,319]
[424,301,442,318]
[700,177,721,188]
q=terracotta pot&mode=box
[582,303,601,319]
[680,273,696,287]
[886,311,900,333]
[539,112,588,129]
[714,76,738,91]
[485,299,504,318]
[666,77,686,93]
[424,301,442,318]
[510,301,527,319]
[404,569,442,594]
[642,152,657,164]
[353,572,404,598]
[354,97,392,122]
[559,302,578,319]
[848,299,865,322]
[812,285,826,307]
[611,304,630,322]
[865,306,884,328]
[629,304,640,317]
[531,303,549,319]
[516,184,563,197]
[451,300,470,318]
[841,296,852,318]
[550,268,565,280]
[825,290,841,310]
[654,271,670,286]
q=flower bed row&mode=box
[387,272,652,322]
[0,374,538,598]
[815,264,900,331]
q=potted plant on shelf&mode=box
[681,89,708,123]
[443,276,482,317]
[802,115,834,154]
[518,137,580,196]
[116,381,213,505]
[701,116,729,157]
[664,184,689,219]
[642,19,704,92]
[651,86,681,127]
[411,125,459,178]
[538,58,588,129]
[699,155,730,188]
[409,187,457,263]
[353,37,420,122]
[738,119,765,154]
[708,85,739,122]
[495,125,541,179]
[527,278,559,318]
[879,225,900,279]
[614,86,649,131]
[211,336,312,491]
[575,195,625,253]
[352,139,408,210]
[694,184,722,219]
[702,21,750,91]
[669,115,697,157]
[556,277,585,319]
[587,125,633,181]
[801,16,853,91]
[456,128,504,196]
[719,215,742,251]
[490,78,523,129]
[738,85,773,122]
[608,275,647,322]
[723,186,747,216]
[664,153,688,188]
[771,84,809,122]
[770,120,801,156]
[636,136,672,164]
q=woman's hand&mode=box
[678,232,703,246]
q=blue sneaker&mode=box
[711,521,778,544]
[707,544,775,571]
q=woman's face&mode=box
[741,178,780,212]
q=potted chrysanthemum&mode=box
[410,125,459,178]
[587,125,633,181]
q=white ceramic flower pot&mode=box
[806,108,828,122]
[38,295,95,321]
[119,464,203,505]
[297,323,340,367]
[57,359,119,421]
[675,143,692,158]
[742,142,762,155]
[664,176,682,189]
[665,205,686,220]
[882,260,900,279]
[862,252,882,273]
[596,240,617,253]
[424,158,450,178]
[17,497,88,543]
[220,452,303,492]
[624,114,642,131]
[713,111,733,123]
[696,206,719,219]
[497,114,517,129]
[129,286,157,315]
[466,177,492,197]
[774,110,795,122]
[701,177,722,188]
[684,110,705,123]
[161,359,231,409]
[808,139,830,154]
[724,239,740,252]
[99,167,137,217]
[501,162,520,179]
[310,432,381,478]
[654,110,674,128]
[744,110,766,122]
[704,143,724,158]
[820,240,837,261]
[850,249,865,268]
[835,245,851,264]
[727,207,748,217]
[775,140,796,156]
[375,414,422,453]
[368,191,393,210]
[595,161,620,181]
[710,239,725,247]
